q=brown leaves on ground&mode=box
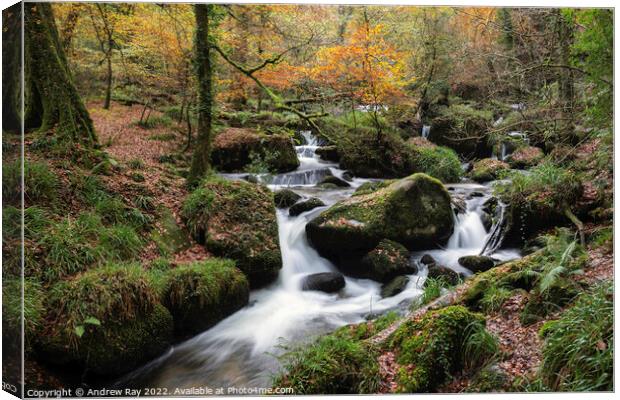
[377,351,400,393]
[486,292,544,381]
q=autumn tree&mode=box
[24,2,96,146]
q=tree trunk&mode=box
[2,4,22,133]
[188,4,216,187]
[24,2,96,146]
[61,4,81,53]
[104,53,112,109]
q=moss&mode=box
[289,197,325,216]
[211,128,299,173]
[273,334,381,394]
[428,104,493,158]
[387,305,488,392]
[161,259,249,336]
[409,145,463,183]
[352,180,394,197]
[361,239,414,282]
[130,171,146,182]
[182,176,282,288]
[519,282,580,325]
[38,264,172,376]
[151,208,192,257]
[470,159,509,183]
[334,311,400,341]
[306,173,453,272]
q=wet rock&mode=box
[361,239,416,283]
[302,272,345,293]
[306,174,454,274]
[315,145,339,162]
[342,171,354,181]
[427,264,461,285]
[243,174,259,184]
[318,182,339,189]
[211,128,299,173]
[451,195,467,214]
[381,276,410,298]
[469,191,485,198]
[274,189,301,208]
[480,212,493,231]
[420,254,436,265]
[318,175,351,188]
[482,197,498,215]
[458,255,495,273]
[182,178,282,288]
[289,198,325,216]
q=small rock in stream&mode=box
[302,272,345,293]
[289,197,325,216]
[274,189,301,208]
[318,175,351,187]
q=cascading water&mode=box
[117,132,519,391]
[421,125,431,139]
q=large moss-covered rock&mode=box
[211,128,299,173]
[36,264,173,377]
[182,177,282,288]
[315,145,339,162]
[161,259,249,337]
[361,239,415,282]
[387,305,490,393]
[289,197,325,216]
[306,174,454,274]
[427,104,494,159]
[470,159,509,183]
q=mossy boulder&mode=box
[306,174,453,274]
[211,128,299,173]
[160,259,249,337]
[182,177,282,288]
[336,128,416,178]
[36,264,173,376]
[506,146,544,169]
[361,239,415,282]
[427,104,494,159]
[470,159,509,183]
[387,305,488,392]
[274,189,301,208]
[458,255,495,273]
[289,197,325,217]
[315,145,339,162]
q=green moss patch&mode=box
[37,263,172,376]
[161,259,249,336]
[387,305,494,392]
[182,176,282,287]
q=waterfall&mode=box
[421,125,431,139]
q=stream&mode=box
[116,131,520,391]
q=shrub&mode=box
[538,282,612,391]
[410,145,463,183]
[274,334,382,394]
[127,158,145,169]
[161,259,249,336]
[3,206,49,240]
[421,277,449,305]
[137,114,173,129]
[100,224,143,259]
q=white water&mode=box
[118,132,519,390]
[421,125,431,139]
